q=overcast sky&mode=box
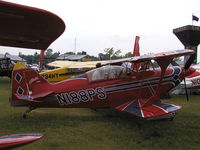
[1,0,200,56]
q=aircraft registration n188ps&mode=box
[10,49,195,120]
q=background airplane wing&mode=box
[0,133,43,149]
[115,99,181,120]
[47,61,78,68]
[47,60,107,68]
[69,61,108,68]
[101,49,194,66]
[0,1,65,50]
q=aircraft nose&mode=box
[185,67,196,77]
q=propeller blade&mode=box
[184,54,195,70]
[183,77,189,101]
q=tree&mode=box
[111,49,122,59]
[99,48,122,60]
[77,51,87,55]
[18,49,61,65]
[51,52,60,59]
[64,52,75,55]
[124,52,132,58]
[44,49,60,64]
[45,49,53,57]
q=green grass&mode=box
[1,77,200,150]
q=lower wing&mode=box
[115,99,181,120]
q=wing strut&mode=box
[39,50,46,72]
[142,57,173,107]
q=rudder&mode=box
[11,68,52,106]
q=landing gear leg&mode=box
[23,107,36,119]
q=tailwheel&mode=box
[22,107,36,119]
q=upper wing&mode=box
[101,49,194,66]
[0,1,65,50]
[47,60,108,68]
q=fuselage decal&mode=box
[56,87,107,105]
[56,67,181,105]
[104,67,181,93]
[105,80,174,93]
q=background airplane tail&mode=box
[133,36,140,57]
[10,66,52,106]
[132,36,140,70]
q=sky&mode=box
[1,0,200,57]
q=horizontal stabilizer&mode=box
[115,100,181,119]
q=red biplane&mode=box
[0,1,196,120]
[10,49,195,120]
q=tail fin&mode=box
[10,67,52,106]
[133,36,140,57]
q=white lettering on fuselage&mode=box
[56,87,107,105]
[191,79,200,86]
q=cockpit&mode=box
[86,60,156,83]
[86,65,127,82]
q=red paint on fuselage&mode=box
[28,67,182,108]
[11,65,188,110]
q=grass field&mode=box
[1,77,200,150]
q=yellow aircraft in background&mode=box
[40,60,106,82]
[13,60,106,82]
[14,60,104,82]
[40,35,140,82]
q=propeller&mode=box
[184,54,196,70]
[183,77,189,101]
[183,53,196,101]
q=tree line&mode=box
[19,48,133,65]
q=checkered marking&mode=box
[17,87,24,95]
[15,73,22,83]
